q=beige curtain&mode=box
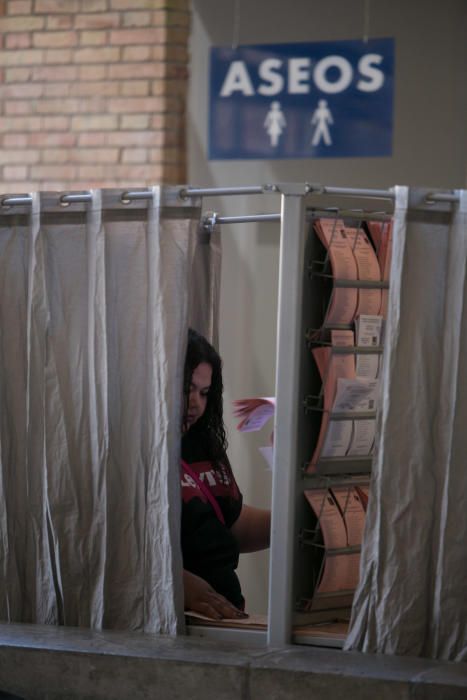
[346,187,467,660]
[0,187,220,634]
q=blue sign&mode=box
[209,38,394,160]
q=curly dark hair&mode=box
[181,328,228,464]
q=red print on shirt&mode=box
[181,460,239,504]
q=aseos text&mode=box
[219,54,385,97]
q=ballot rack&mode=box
[183,182,459,649]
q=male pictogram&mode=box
[310,99,334,146]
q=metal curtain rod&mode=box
[0,186,461,208]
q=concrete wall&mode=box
[187,0,467,614]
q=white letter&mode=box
[288,57,310,94]
[220,60,254,96]
[258,58,284,96]
[313,55,353,94]
[357,54,385,92]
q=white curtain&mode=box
[0,187,220,634]
[346,187,467,660]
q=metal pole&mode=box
[267,188,307,647]
[322,186,395,199]
[180,185,265,198]
[216,214,280,224]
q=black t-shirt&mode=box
[180,457,244,608]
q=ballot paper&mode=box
[233,397,275,469]
[305,489,360,594]
[344,226,382,317]
[332,377,379,413]
[314,219,358,325]
[355,314,383,379]
[347,418,375,456]
[331,486,366,546]
[367,220,393,317]
[232,397,275,432]
[258,445,274,470]
[309,331,355,467]
[356,484,370,511]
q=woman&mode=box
[181,329,270,620]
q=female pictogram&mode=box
[264,101,287,147]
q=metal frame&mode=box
[1,182,462,648]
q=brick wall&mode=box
[0,0,190,193]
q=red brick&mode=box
[70,81,119,97]
[5,67,31,81]
[32,65,78,81]
[78,64,107,81]
[122,11,151,27]
[34,98,83,114]
[4,100,31,115]
[0,16,44,30]
[3,165,28,179]
[120,80,149,97]
[110,0,164,8]
[78,0,107,10]
[43,82,69,97]
[71,114,118,131]
[0,49,44,65]
[46,15,73,29]
[109,28,164,45]
[7,1,32,14]
[74,47,119,63]
[0,82,43,98]
[41,115,70,130]
[28,132,76,147]
[118,115,151,130]
[120,46,151,62]
[107,97,166,114]
[74,13,120,29]
[77,164,164,181]
[77,132,109,147]
[41,149,70,163]
[0,116,41,131]
[35,0,79,13]
[33,30,78,48]
[107,130,157,146]
[150,114,165,129]
[5,33,31,49]
[30,164,78,179]
[44,49,73,64]
[0,149,39,164]
[79,30,108,46]
[73,148,119,163]
[108,62,164,79]
[121,148,147,164]
[2,133,29,147]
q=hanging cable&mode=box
[363,0,371,43]
[231,0,241,49]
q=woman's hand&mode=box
[183,570,247,620]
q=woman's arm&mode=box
[183,569,247,620]
[230,504,271,553]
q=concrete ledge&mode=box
[0,623,466,699]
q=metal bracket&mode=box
[263,182,324,196]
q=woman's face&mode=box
[184,362,212,432]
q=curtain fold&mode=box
[0,187,218,634]
[345,187,467,660]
